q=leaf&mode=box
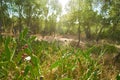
[28,36,36,43]
[4,37,11,61]
[50,60,61,70]
[4,37,11,46]
[0,68,7,79]
[23,28,28,38]
[10,47,16,61]
[116,74,120,80]
[0,61,8,66]
[19,28,28,41]
[18,76,23,80]
[24,65,31,76]
[5,46,11,61]
[31,55,39,67]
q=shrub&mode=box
[91,44,118,54]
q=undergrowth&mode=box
[0,28,120,80]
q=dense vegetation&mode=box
[0,0,120,80]
[0,0,120,42]
[0,28,119,80]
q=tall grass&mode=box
[0,28,119,80]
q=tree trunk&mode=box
[27,6,32,28]
[0,0,2,34]
[84,26,91,40]
[18,5,22,33]
[77,22,81,46]
[96,26,104,43]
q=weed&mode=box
[0,28,119,80]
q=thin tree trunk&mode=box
[0,0,2,34]
[18,5,22,33]
[96,26,104,43]
[27,6,32,28]
[84,25,91,40]
[77,22,81,46]
[0,0,5,33]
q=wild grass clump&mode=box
[0,28,119,80]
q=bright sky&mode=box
[58,0,69,14]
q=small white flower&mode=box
[25,56,31,61]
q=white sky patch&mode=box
[58,0,70,14]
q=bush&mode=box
[91,44,118,54]
[100,28,120,42]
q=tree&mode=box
[95,0,120,42]
[0,0,10,33]
[66,0,97,45]
[48,0,62,36]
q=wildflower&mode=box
[22,44,28,50]
[24,56,31,61]
[24,44,28,48]
[22,53,31,61]
[22,53,28,59]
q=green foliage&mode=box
[0,0,120,79]
[109,29,120,42]
[49,47,102,80]
[0,0,120,42]
[100,28,120,42]
[0,28,41,79]
[116,74,120,80]
[0,35,3,44]
[91,44,118,54]
[24,65,31,76]
[0,28,119,80]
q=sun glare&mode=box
[58,0,69,14]
[58,0,69,6]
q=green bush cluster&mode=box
[91,44,118,54]
[100,28,120,43]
